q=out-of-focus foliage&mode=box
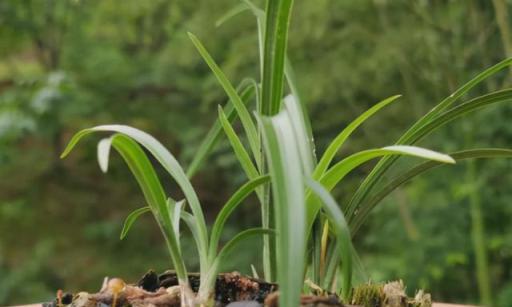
[0,0,511,305]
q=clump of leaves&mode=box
[61,0,512,306]
[62,127,272,304]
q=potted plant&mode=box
[32,1,512,306]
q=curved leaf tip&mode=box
[97,137,114,173]
[384,145,455,164]
[187,32,197,41]
[60,129,94,159]
[120,206,151,240]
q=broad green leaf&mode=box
[259,110,306,307]
[306,145,454,231]
[313,95,401,179]
[350,148,512,234]
[261,0,294,115]
[61,125,208,275]
[188,32,261,165]
[208,175,270,263]
[187,83,255,178]
[120,206,151,240]
[305,178,352,300]
[218,106,259,180]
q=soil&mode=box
[45,271,281,307]
[42,271,432,307]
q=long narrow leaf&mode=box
[348,58,512,219]
[259,110,306,307]
[109,134,188,283]
[188,33,261,164]
[181,210,204,259]
[306,145,454,231]
[313,95,401,179]
[215,3,249,27]
[322,240,340,291]
[167,198,185,240]
[348,89,512,217]
[305,178,352,300]
[261,0,294,115]
[216,228,275,264]
[97,137,113,173]
[208,175,270,263]
[410,57,512,129]
[218,106,259,179]
[350,148,512,234]
[284,95,315,174]
[120,206,151,240]
[284,58,316,162]
[61,125,209,274]
[187,83,255,178]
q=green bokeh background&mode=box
[1,0,512,305]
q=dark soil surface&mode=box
[42,271,430,307]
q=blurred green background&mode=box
[1,0,512,305]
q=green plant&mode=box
[61,126,272,304]
[61,0,512,306]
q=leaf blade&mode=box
[186,83,255,178]
[62,125,208,276]
[306,145,454,232]
[188,32,261,164]
[109,134,188,282]
[120,206,151,240]
[261,0,294,115]
[350,148,512,234]
[259,110,306,307]
[305,178,353,300]
[347,59,512,220]
[208,175,270,262]
[218,106,259,180]
[313,95,401,179]
[97,137,113,173]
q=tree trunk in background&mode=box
[466,152,492,306]
[492,0,512,80]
